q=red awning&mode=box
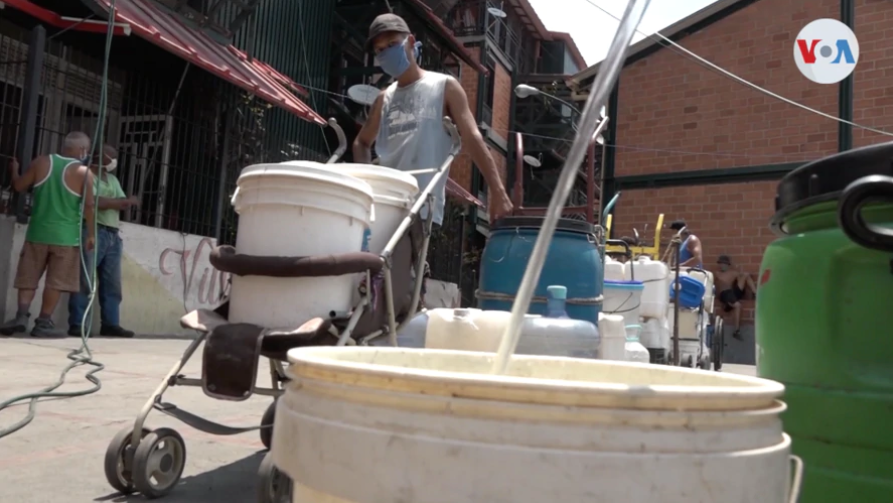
[446,178,484,208]
[88,0,325,125]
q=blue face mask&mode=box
[377,38,422,78]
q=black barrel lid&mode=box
[490,216,597,234]
[772,140,893,229]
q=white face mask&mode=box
[104,159,118,172]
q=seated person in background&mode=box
[714,254,757,341]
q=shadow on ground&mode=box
[94,451,265,503]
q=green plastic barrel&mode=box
[757,142,893,503]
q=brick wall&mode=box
[450,47,481,191]
[450,46,513,193]
[852,0,893,147]
[615,0,840,179]
[606,0,893,325]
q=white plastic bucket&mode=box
[227,161,373,329]
[273,346,796,503]
[603,280,644,337]
[314,163,419,255]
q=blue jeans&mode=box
[68,226,123,328]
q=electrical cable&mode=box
[0,0,117,439]
[583,0,893,139]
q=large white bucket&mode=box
[228,162,373,329]
[273,346,796,503]
[315,163,419,255]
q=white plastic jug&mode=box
[598,312,627,361]
[425,308,512,352]
[631,256,670,318]
[604,256,626,282]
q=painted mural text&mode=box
[159,238,230,306]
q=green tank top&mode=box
[26,154,84,247]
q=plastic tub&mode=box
[273,346,795,503]
[228,161,373,329]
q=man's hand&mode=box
[488,188,513,223]
[125,196,139,207]
[85,235,95,252]
[8,158,19,179]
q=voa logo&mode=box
[794,18,859,84]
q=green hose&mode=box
[0,1,117,439]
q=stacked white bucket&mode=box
[273,346,796,503]
[604,256,671,358]
[227,161,417,330]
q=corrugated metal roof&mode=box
[86,0,326,125]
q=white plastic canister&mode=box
[273,346,796,503]
[598,312,627,361]
[312,163,419,255]
[604,256,626,282]
[631,256,670,318]
[227,161,373,329]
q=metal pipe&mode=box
[672,238,682,366]
[14,25,45,223]
[490,0,651,375]
[586,134,596,223]
[513,131,524,210]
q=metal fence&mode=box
[0,18,328,240]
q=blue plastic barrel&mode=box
[478,217,603,323]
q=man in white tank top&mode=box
[352,13,513,226]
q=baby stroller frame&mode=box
[102,117,463,502]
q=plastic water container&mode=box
[423,308,601,359]
[544,285,571,319]
[625,326,650,364]
[681,269,715,314]
[426,308,511,353]
[228,162,373,329]
[632,257,669,318]
[604,256,626,282]
[669,276,706,309]
[515,316,600,359]
[598,312,627,361]
[603,280,644,337]
[639,317,664,349]
[274,346,796,503]
[311,163,420,255]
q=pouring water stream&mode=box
[491,0,652,375]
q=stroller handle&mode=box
[380,117,462,260]
[325,118,348,164]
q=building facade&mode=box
[570,0,886,350]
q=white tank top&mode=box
[375,71,452,225]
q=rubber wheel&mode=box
[257,451,293,503]
[131,427,187,499]
[104,426,150,495]
[713,318,725,371]
[260,400,276,450]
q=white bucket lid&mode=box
[322,163,419,203]
[241,161,374,199]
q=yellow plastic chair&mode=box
[605,213,664,260]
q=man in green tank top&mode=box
[1,132,96,338]
[68,145,139,338]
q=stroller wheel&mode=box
[131,427,187,499]
[260,400,277,450]
[104,426,150,495]
[257,451,293,503]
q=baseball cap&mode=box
[717,254,731,265]
[367,14,411,50]
[669,220,686,231]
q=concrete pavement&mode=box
[0,336,759,502]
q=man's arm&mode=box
[680,236,703,267]
[352,91,386,163]
[79,167,96,243]
[443,77,512,221]
[9,156,46,192]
